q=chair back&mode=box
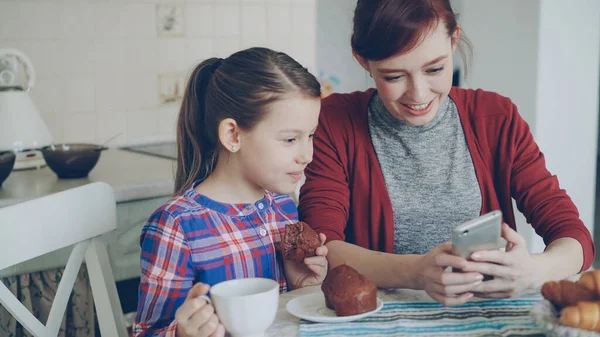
[0,182,128,337]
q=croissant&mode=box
[560,301,600,332]
[578,270,600,296]
[541,280,597,308]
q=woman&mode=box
[299,0,594,306]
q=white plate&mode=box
[286,292,384,323]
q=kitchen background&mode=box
[1,0,599,259]
[0,0,600,260]
[0,0,317,146]
[0,1,599,334]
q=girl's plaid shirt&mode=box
[134,183,298,336]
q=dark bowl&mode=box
[0,151,16,187]
[41,143,107,179]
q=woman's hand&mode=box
[175,283,225,337]
[465,223,539,298]
[417,241,484,306]
[284,233,329,289]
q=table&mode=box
[266,285,543,337]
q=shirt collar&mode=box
[185,181,275,217]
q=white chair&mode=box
[0,182,128,337]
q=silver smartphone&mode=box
[452,210,502,259]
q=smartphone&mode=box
[452,211,502,281]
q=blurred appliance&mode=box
[0,48,53,169]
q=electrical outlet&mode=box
[158,73,186,104]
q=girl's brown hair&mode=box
[174,47,321,195]
[351,0,472,70]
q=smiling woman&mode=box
[299,0,594,307]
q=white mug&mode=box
[199,278,280,337]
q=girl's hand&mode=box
[175,283,225,337]
[466,223,539,298]
[417,241,484,306]
[284,233,329,289]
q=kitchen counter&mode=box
[0,148,175,207]
[0,148,176,280]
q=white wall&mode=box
[534,0,600,252]
[316,0,372,94]
[457,0,600,253]
[0,0,316,146]
[455,0,541,129]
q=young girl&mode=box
[134,47,327,337]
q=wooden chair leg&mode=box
[86,237,129,337]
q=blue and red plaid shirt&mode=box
[133,183,298,337]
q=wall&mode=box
[315,0,372,94]
[534,0,600,253]
[0,0,316,146]
[456,0,600,253]
[453,0,541,129]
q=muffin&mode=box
[281,221,320,262]
[321,264,377,316]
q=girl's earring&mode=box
[369,73,373,78]
[231,146,238,152]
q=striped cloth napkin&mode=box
[299,298,545,337]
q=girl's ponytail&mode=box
[174,58,222,195]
